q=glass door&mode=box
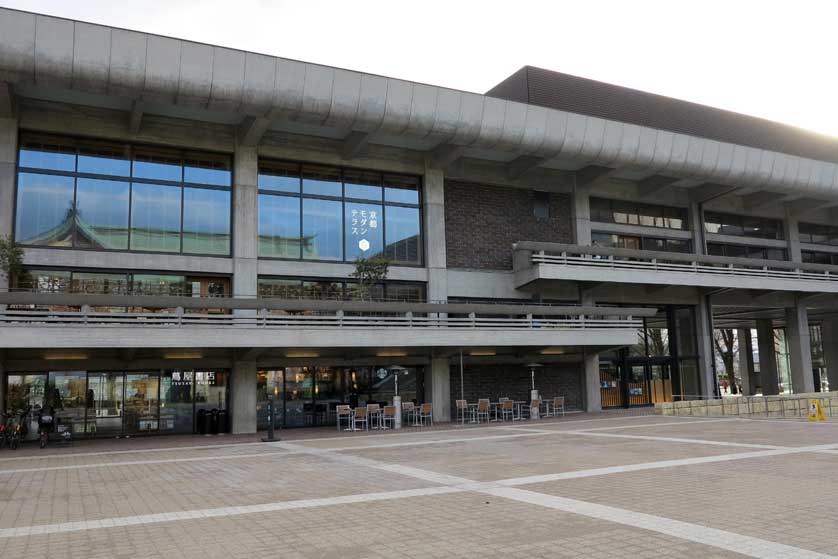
[599,361,624,408]
[124,373,160,434]
[87,372,124,437]
[283,367,313,427]
[627,363,651,406]
[649,362,673,403]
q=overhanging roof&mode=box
[1,8,837,199]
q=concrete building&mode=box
[0,8,836,436]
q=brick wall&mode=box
[444,181,573,270]
[448,362,583,413]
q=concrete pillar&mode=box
[756,319,780,395]
[233,145,259,306]
[821,318,838,391]
[0,114,17,293]
[423,164,447,303]
[230,361,257,434]
[785,300,815,394]
[689,203,705,255]
[737,328,755,395]
[425,357,450,421]
[695,296,716,398]
[579,288,600,411]
[784,210,802,263]
[571,184,591,245]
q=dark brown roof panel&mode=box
[486,66,838,164]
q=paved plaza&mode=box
[0,413,836,558]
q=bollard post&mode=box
[261,394,280,442]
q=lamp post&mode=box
[389,365,408,429]
[261,385,280,442]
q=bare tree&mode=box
[713,329,738,394]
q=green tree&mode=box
[351,256,389,300]
[0,235,25,289]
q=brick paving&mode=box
[0,412,835,558]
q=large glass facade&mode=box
[257,160,423,265]
[257,276,425,302]
[257,366,422,429]
[590,198,688,230]
[704,211,784,240]
[3,369,228,438]
[20,269,230,299]
[592,232,691,254]
[15,134,231,255]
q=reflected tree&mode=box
[714,329,738,394]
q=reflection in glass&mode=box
[124,373,160,434]
[384,206,421,264]
[77,145,131,176]
[345,202,383,260]
[182,188,230,255]
[132,151,182,182]
[18,147,76,172]
[184,156,231,186]
[646,328,670,356]
[72,272,129,294]
[258,161,300,193]
[194,371,227,411]
[302,165,342,197]
[87,372,124,437]
[20,270,71,293]
[4,374,46,413]
[132,274,188,296]
[130,183,182,252]
[303,198,342,260]
[258,278,303,298]
[303,281,342,300]
[75,178,130,249]
[344,169,382,201]
[15,173,75,246]
[383,174,420,204]
[258,194,301,258]
[160,371,194,433]
[46,371,87,435]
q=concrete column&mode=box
[737,328,755,395]
[784,210,802,263]
[579,288,600,411]
[0,115,17,293]
[230,361,257,434]
[821,318,838,391]
[423,164,447,303]
[689,203,705,255]
[233,145,258,311]
[695,297,716,398]
[571,184,591,245]
[756,319,780,395]
[425,357,450,421]
[785,300,815,394]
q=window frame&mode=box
[589,197,688,231]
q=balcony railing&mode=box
[513,241,838,289]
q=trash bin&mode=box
[196,409,208,435]
[210,409,219,434]
[216,409,229,434]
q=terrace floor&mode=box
[1,412,836,558]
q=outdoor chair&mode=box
[419,403,433,426]
[500,399,515,422]
[402,401,417,425]
[455,399,469,424]
[381,406,396,429]
[353,407,368,431]
[336,405,352,432]
[366,403,381,429]
[553,396,565,417]
[475,398,490,423]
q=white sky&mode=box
[3,0,838,138]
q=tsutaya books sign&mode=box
[350,207,378,252]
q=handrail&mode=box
[0,309,644,330]
[0,292,658,317]
[513,241,838,274]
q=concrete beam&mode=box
[0,82,13,118]
[689,183,741,203]
[784,197,838,218]
[575,165,615,187]
[741,190,789,210]
[341,130,370,159]
[128,99,144,134]
[506,155,548,180]
[426,144,466,170]
[237,116,272,147]
[636,175,679,199]
[241,347,266,361]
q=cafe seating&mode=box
[336,405,352,431]
[455,399,469,424]
[418,403,433,426]
[381,406,396,429]
[499,399,515,422]
[366,403,381,429]
[353,406,368,431]
[552,396,565,417]
[475,399,490,423]
[402,401,417,425]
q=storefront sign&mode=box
[350,207,378,252]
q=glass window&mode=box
[19,138,76,172]
[386,283,425,302]
[344,169,382,201]
[259,161,301,193]
[612,200,636,225]
[642,237,666,252]
[302,165,341,197]
[5,374,47,412]
[130,183,182,252]
[72,272,129,294]
[132,149,182,182]
[182,187,230,255]
[19,269,71,293]
[384,206,421,264]
[533,191,550,219]
[47,371,87,436]
[194,371,227,412]
[591,232,617,248]
[258,194,301,259]
[589,198,613,223]
[132,274,187,296]
[75,178,130,250]
[346,281,385,301]
[675,308,697,356]
[764,248,787,261]
[77,142,131,177]
[160,371,194,434]
[383,174,420,204]
[646,327,670,356]
[707,242,725,257]
[303,198,342,261]
[15,173,76,246]
[184,154,231,186]
[302,280,342,300]
[664,206,686,230]
[258,278,303,298]
[666,239,691,253]
[345,202,383,260]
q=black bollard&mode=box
[261,395,280,442]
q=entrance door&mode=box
[124,373,160,434]
[599,361,624,408]
[649,363,673,403]
[627,363,651,406]
[87,372,124,437]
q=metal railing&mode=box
[0,309,643,330]
[514,242,838,285]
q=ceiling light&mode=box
[44,352,88,360]
[469,350,496,356]
[164,351,203,359]
[377,351,408,357]
[540,348,565,355]
[285,352,319,358]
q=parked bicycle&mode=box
[37,406,55,449]
[9,407,31,450]
[0,411,11,450]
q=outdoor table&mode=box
[467,403,479,423]
[513,400,527,421]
